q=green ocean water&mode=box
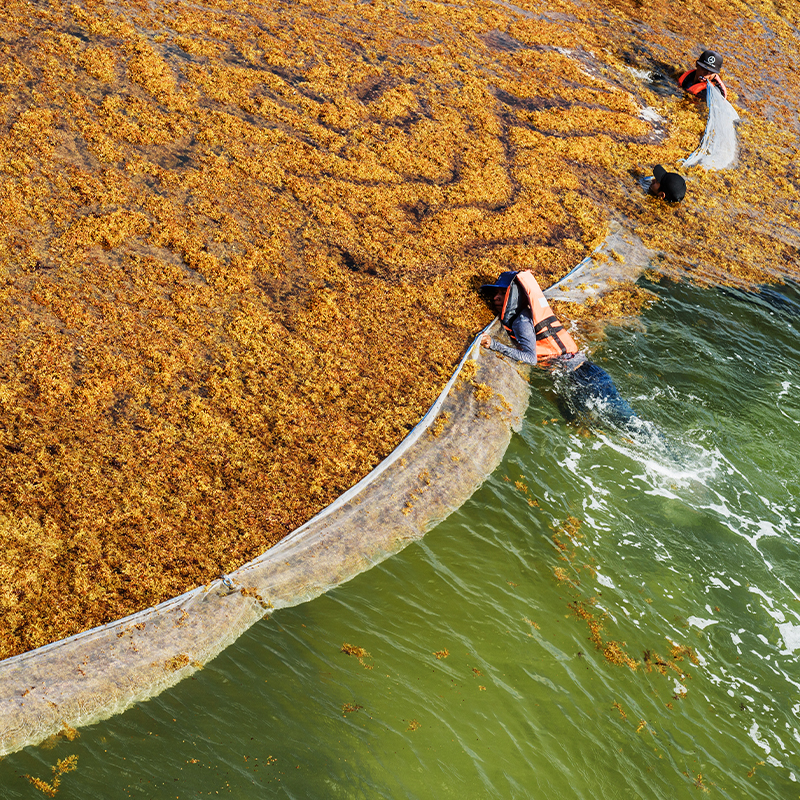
[2,279,800,798]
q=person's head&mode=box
[649,165,686,203]
[490,288,505,314]
[480,271,516,314]
[695,49,722,77]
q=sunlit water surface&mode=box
[3,279,800,798]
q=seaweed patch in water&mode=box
[24,755,78,798]
[341,642,374,670]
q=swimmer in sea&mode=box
[479,270,639,431]
[678,49,728,102]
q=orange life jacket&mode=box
[678,70,728,100]
[500,270,579,363]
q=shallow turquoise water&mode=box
[3,279,800,798]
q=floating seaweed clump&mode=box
[1,0,800,659]
[25,755,78,798]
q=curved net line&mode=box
[0,225,655,756]
[0,325,530,756]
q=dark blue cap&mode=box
[480,271,517,292]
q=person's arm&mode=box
[709,74,728,99]
[480,310,538,365]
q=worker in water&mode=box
[678,49,728,101]
[479,270,639,430]
[646,165,686,203]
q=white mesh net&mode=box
[0,331,530,756]
[543,222,655,304]
[0,223,655,757]
[682,83,740,170]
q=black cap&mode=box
[653,165,686,203]
[696,50,722,73]
[480,270,517,292]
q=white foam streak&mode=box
[778,623,800,653]
[595,572,616,589]
[687,616,718,630]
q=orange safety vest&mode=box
[678,70,728,100]
[500,270,578,363]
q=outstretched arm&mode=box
[480,312,538,365]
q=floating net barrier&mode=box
[0,323,531,756]
[681,83,740,171]
[543,221,656,304]
[0,222,653,756]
